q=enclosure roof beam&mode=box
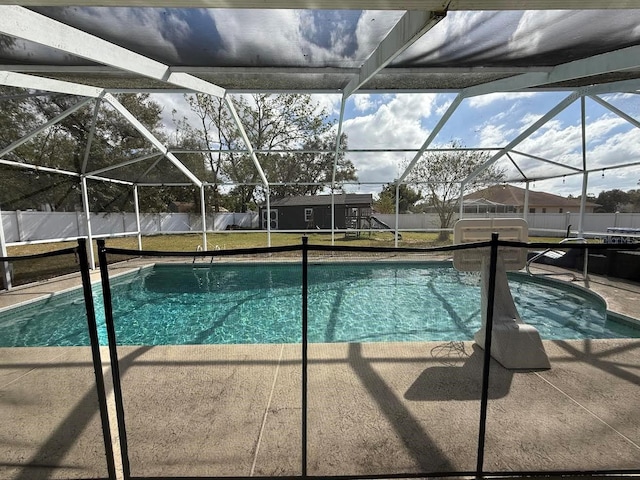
[224,96,269,188]
[331,96,347,190]
[462,90,582,185]
[508,149,583,173]
[512,158,640,184]
[0,96,95,158]
[584,78,640,96]
[136,157,164,184]
[81,98,102,174]
[462,44,640,99]
[0,158,79,177]
[505,152,527,181]
[104,93,203,187]
[0,1,635,9]
[86,152,163,177]
[84,175,134,186]
[589,94,640,130]
[342,9,446,98]
[0,6,225,98]
[396,93,464,184]
[0,157,136,188]
[0,71,103,98]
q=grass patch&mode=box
[6,231,586,257]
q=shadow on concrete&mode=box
[347,342,455,472]
[7,346,151,480]
[553,339,640,385]
[405,345,513,401]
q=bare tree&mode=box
[406,140,504,240]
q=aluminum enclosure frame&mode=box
[0,2,639,270]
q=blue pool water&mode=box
[1,262,638,347]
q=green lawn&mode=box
[6,231,582,257]
[7,231,443,257]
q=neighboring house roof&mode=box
[464,185,599,208]
[268,194,373,208]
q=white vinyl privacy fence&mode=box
[373,212,640,237]
[1,211,259,243]
[2,210,640,244]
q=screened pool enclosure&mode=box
[1,1,640,479]
[2,2,640,273]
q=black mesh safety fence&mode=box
[7,242,84,288]
[92,237,640,480]
[96,240,305,479]
[304,242,483,478]
[0,240,114,480]
[482,241,640,477]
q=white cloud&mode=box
[152,93,200,137]
[343,94,436,150]
[467,92,538,109]
[311,94,341,117]
[585,115,627,143]
[341,94,437,185]
[588,128,640,170]
[435,98,454,116]
[209,10,303,64]
[208,9,355,65]
[206,9,404,66]
[67,7,187,63]
[353,94,373,112]
[477,123,513,148]
[520,112,543,127]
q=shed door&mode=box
[261,209,278,229]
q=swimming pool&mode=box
[1,261,638,347]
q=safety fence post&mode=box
[97,239,131,480]
[77,238,117,479]
[301,236,309,478]
[476,232,499,477]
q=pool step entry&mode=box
[475,256,551,370]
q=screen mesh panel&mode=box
[0,247,110,479]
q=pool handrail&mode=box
[525,236,587,278]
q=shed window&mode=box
[304,208,313,222]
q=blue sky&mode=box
[332,91,640,198]
[159,90,640,200]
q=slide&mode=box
[370,216,402,239]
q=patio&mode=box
[1,256,639,479]
[1,337,639,478]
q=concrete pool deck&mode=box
[0,259,639,478]
[1,340,639,478]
